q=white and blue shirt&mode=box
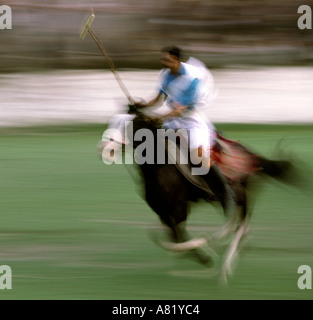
[158,59,216,148]
[158,59,214,113]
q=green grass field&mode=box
[0,123,312,300]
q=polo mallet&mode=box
[80,12,135,105]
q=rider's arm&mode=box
[160,78,199,120]
[135,92,163,109]
[150,102,186,125]
[145,92,163,107]
[163,102,186,118]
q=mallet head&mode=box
[80,12,95,39]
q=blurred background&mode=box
[1,0,312,71]
[1,0,313,126]
[1,0,313,300]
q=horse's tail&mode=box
[255,155,307,190]
[256,157,292,182]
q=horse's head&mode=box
[127,103,162,139]
[126,103,167,166]
[100,104,165,166]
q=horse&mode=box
[99,106,303,283]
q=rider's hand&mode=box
[154,116,165,126]
[133,100,146,109]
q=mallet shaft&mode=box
[87,28,134,105]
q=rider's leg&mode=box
[188,118,237,219]
[189,139,237,220]
[206,163,237,219]
[163,115,237,218]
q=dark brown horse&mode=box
[100,107,303,283]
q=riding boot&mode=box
[205,164,237,219]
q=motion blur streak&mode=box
[0,0,312,300]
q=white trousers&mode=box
[163,112,215,151]
[103,112,215,152]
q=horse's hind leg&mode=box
[205,165,239,240]
[220,185,250,284]
[219,213,248,285]
[212,207,240,242]
[210,165,238,219]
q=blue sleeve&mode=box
[159,71,170,96]
[177,78,199,107]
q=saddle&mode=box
[166,130,258,198]
[211,132,258,182]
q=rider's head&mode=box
[160,46,182,74]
